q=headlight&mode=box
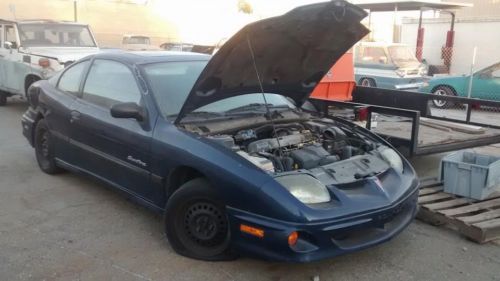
[395,69,406,77]
[378,147,404,174]
[275,174,330,204]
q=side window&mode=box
[82,59,141,108]
[490,64,500,78]
[4,25,17,48]
[57,60,90,94]
[492,69,500,79]
[354,46,363,63]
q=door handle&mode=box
[70,111,81,123]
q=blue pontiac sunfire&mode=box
[21,1,419,262]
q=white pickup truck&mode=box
[0,19,100,105]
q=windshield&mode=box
[388,46,418,64]
[195,94,296,114]
[124,36,150,45]
[142,61,208,117]
[18,23,96,47]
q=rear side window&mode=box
[82,59,141,108]
[57,60,89,94]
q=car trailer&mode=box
[310,86,500,157]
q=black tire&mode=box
[359,78,376,87]
[164,178,235,261]
[432,86,456,109]
[0,92,6,106]
[34,119,63,174]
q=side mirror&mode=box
[4,41,13,50]
[379,56,388,64]
[110,102,145,121]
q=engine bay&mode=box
[204,118,393,184]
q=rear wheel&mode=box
[432,86,456,108]
[34,119,63,174]
[360,78,376,87]
[164,178,235,261]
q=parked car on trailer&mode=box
[0,19,100,105]
[22,1,419,262]
[354,42,427,90]
[419,62,500,108]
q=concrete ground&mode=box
[1,98,500,281]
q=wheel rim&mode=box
[433,89,448,107]
[179,201,228,250]
[361,79,372,87]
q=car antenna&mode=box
[246,35,284,158]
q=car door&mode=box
[472,64,500,101]
[0,24,23,94]
[70,59,155,200]
[47,60,90,164]
[0,24,8,90]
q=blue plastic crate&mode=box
[439,150,500,200]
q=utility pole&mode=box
[74,0,78,22]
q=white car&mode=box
[0,19,100,105]
[121,35,160,51]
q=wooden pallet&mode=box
[417,178,500,243]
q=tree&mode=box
[237,0,253,14]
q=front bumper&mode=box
[21,108,37,147]
[394,81,427,91]
[227,186,419,262]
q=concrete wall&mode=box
[0,0,178,48]
[401,19,500,75]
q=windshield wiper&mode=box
[226,103,292,114]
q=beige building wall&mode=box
[0,0,179,47]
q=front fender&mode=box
[151,122,303,221]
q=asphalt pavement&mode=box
[1,98,499,281]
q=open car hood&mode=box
[175,0,369,123]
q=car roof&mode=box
[14,19,89,25]
[89,51,211,65]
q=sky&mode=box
[149,0,430,45]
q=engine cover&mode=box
[290,144,339,169]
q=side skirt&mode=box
[55,158,165,214]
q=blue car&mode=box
[21,1,419,262]
[354,42,427,90]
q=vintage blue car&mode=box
[420,62,500,108]
[354,42,427,91]
[21,1,419,262]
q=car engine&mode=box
[205,118,388,181]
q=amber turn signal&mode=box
[38,58,50,68]
[288,231,299,246]
[240,224,264,238]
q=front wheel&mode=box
[164,178,235,261]
[359,78,376,87]
[34,119,63,174]
[432,86,456,108]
